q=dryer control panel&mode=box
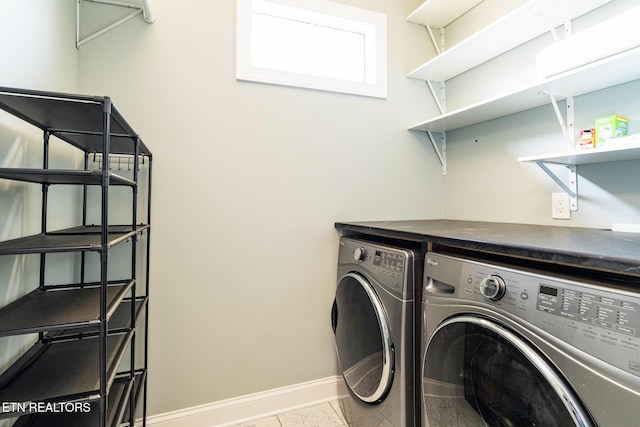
[372,250,406,277]
[425,252,640,378]
[339,237,416,300]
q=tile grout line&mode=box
[328,401,348,426]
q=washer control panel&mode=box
[536,283,640,335]
[425,253,640,377]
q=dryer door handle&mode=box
[331,299,338,333]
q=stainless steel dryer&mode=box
[332,237,421,427]
[421,252,640,427]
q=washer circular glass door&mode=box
[332,272,394,404]
[422,315,594,427]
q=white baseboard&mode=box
[144,375,347,427]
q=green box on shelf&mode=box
[595,115,628,148]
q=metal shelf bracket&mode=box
[549,94,575,150]
[535,92,577,210]
[535,161,578,210]
[545,20,576,149]
[425,25,445,55]
[541,14,572,42]
[427,131,446,175]
[76,0,155,48]
[426,80,445,115]
[421,24,446,114]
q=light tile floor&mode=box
[228,401,347,427]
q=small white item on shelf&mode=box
[602,133,640,150]
[612,223,640,233]
[537,5,640,78]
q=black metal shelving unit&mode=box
[0,86,152,427]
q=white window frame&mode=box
[236,0,387,98]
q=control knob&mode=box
[353,247,366,262]
[479,275,506,301]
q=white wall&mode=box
[76,0,442,416]
[0,0,77,91]
[0,0,78,241]
[0,2,78,426]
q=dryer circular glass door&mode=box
[332,272,394,404]
[422,315,594,427]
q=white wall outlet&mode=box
[552,192,571,219]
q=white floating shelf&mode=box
[518,136,640,211]
[519,136,640,166]
[409,45,640,132]
[407,0,612,82]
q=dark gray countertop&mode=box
[335,220,640,276]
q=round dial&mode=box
[479,275,506,301]
[353,247,366,262]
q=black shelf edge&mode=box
[54,132,152,157]
[45,297,148,340]
[0,169,136,186]
[0,87,151,156]
[0,281,134,337]
[0,332,133,418]
[11,371,145,427]
[0,224,150,255]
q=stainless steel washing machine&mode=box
[421,252,640,427]
[332,237,421,427]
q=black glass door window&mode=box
[422,316,593,427]
[332,272,394,403]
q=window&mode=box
[236,0,387,98]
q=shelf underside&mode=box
[0,169,136,186]
[0,333,131,415]
[11,371,146,427]
[0,282,135,337]
[0,225,149,255]
[0,87,151,156]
